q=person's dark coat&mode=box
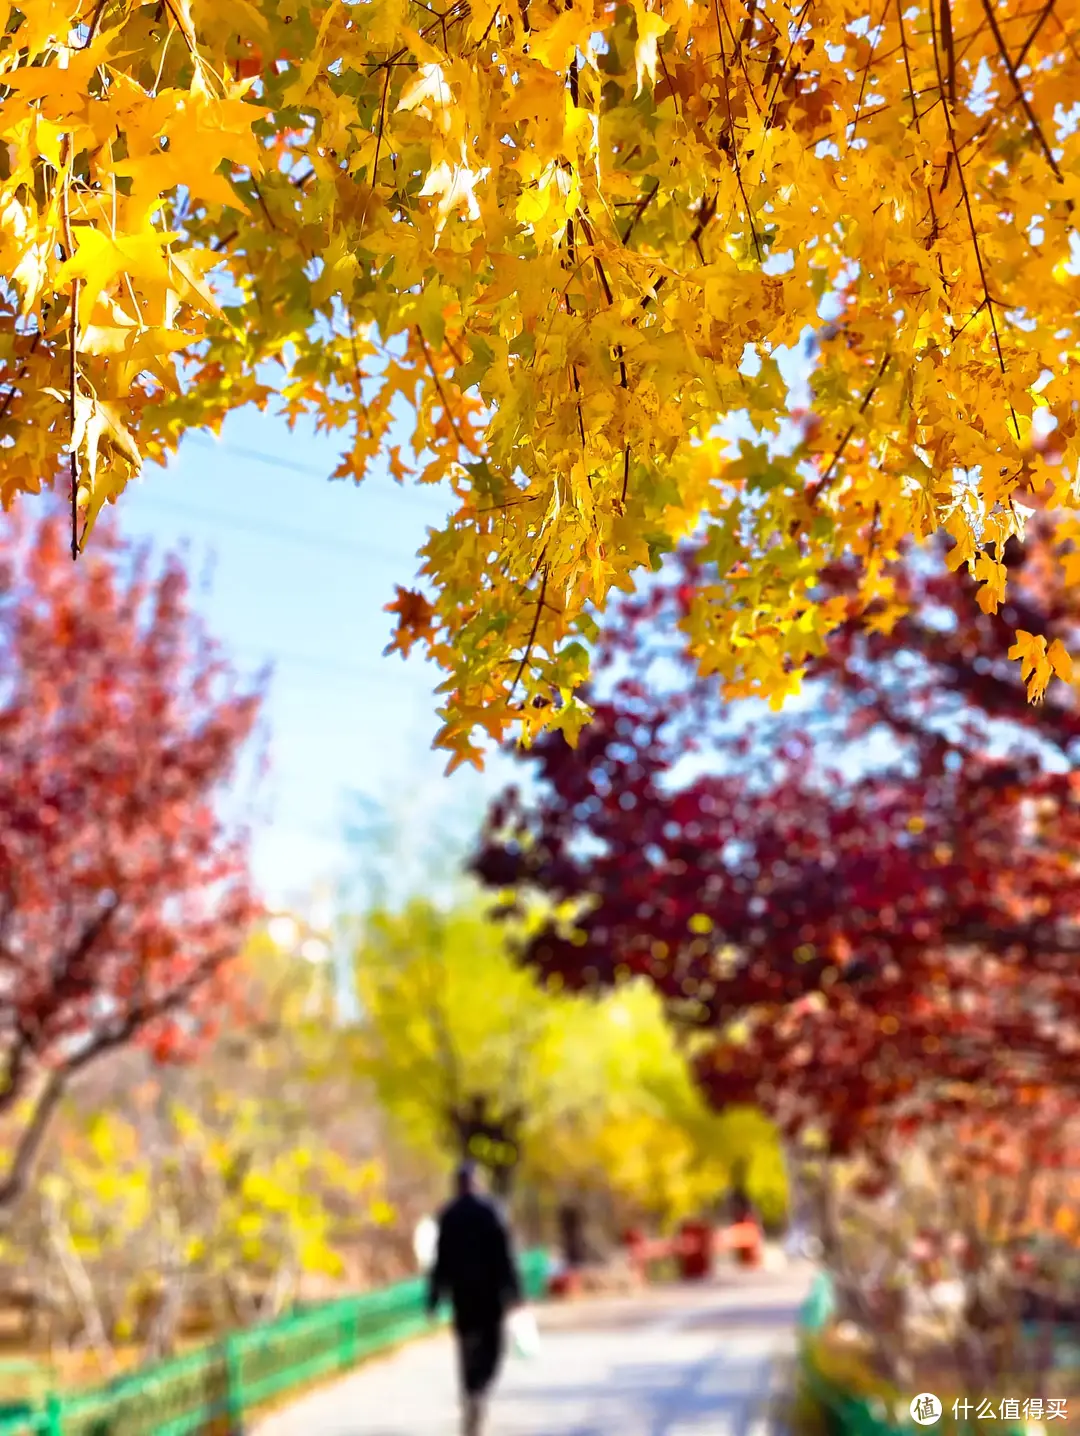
[426,1191,523,1331]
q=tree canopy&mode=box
[0,501,262,1211]
[3,1,1079,765]
[472,516,1080,1170]
[350,895,786,1227]
[0,924,399,1367]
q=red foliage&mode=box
[473,517,1080,1163]
[0,501,264,1202]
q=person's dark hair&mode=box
[455,1159,478,1194]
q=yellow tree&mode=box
[522,978,787,1232]
[4,1,1077,761]
[350,897,785,1232]
[165,923,395,1323]
[351,898,561,1190]
[0,923,396,1365]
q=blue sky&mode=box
[117,407,521,914]
[111,331,820,915]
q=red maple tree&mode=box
[0,501,264,1208]
[473,515,1080,1173]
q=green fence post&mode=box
[44,1393,63,1436]
[224,1334,243,1435]
[342,1298,359,1370]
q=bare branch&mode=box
[0,946,237,1212]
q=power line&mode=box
[132,493,425,564]
[180,433,450,512]
[182,432,333,478]
[125,505,445,688]
[130,440,453,698]
[245,647,434,689]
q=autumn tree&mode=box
[517,978,788,1238]
[142,926,393,1333]
[475,523,1079,1168]
[3,1,1080,764]
[348,894,783,1239]
[351,899,542,1199]
[0,922,405,1368]
[472,513,1080,1376]
[0,500,262,1212]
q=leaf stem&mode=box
[60,134,81,560]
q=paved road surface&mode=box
[253,1264,812,1436]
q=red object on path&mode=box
[547,1269,584,1299]
[726,1219,763,1267]
[677,1220,714,1280]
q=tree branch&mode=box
[0,947,237,1212]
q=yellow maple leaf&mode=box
[1008,630,1053,703]
[8,0,1080,757]
[1048,638,1074,684]
[418,161,490,245]
[169,249,224,317]
[972,552,1007,614]
[388,445,411,482]
[630,3,671,95]
[396,62,454,114]
[1,35,112,109]
[383,586,437,657]
[55,227,175,330]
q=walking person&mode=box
[426,1160,523,1436]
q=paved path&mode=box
[253,1264,812,1436]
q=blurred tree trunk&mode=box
[558,1202,587,1269]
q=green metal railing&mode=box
[797,1271,1038,1436]
[0,1250,550,1436]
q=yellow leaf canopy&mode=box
[2,0,1079,760]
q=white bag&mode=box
[507,1306,541,1359]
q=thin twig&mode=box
[896,0,949,321]
[0,332,41,425]
[849,0,886,146]
[468,4,502,56]
[715,0,761,258]
[359,64,393,233]
[161,0,197,57]
[477,495,542,513]
[759,0,813,145]
[929,0,1018,442]
[1015,0,1057,68]
[562,218,588,452]
[82,0,109,46]
[60,135,81,560]
[249,180,279,232]
[979,0,1071,210]
[416,328,467,449]
[576,209,629,391]
[807,351,892,508]
[622,181,659,246]
[940,0,957,108]
[638,192,718,313]
[509,563,549,702]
